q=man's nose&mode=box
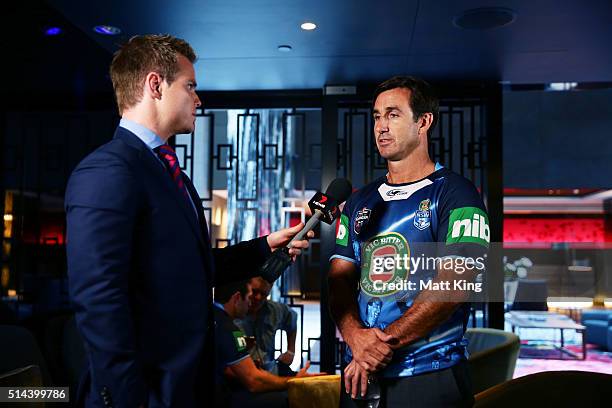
[375,118,388,134]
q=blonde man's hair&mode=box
[110,34,196,115]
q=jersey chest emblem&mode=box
[360,232,410,297]
[414,198,432,230]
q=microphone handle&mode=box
[288,210,322,247]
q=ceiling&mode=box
[10,0,612,93]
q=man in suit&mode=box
[65,34,312,408]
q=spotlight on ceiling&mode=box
[547,82,578,91]
[300,22,317,31]
[277,45,293,52]
[453,7,516,30]
[44,26,62,36]
[93,25,121,35]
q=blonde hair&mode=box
[110,34,196,115]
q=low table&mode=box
[505,311,587,360]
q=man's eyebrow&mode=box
[373,106,402,114]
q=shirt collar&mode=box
[119,118,165,151]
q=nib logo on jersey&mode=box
[361,232,410,297]
[336,214,349,247]
[446,207,490,247]
[232,331,247,352]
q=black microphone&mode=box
[259,178,353,283]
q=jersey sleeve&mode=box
[329,198,359,265]
[436,177,490,260]
[280,303,298,333]
[216,317,250,367]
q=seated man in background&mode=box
[214,279,316,408]
[235,276,299,375]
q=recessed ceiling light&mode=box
[547,82,578,91]
[277,45,293,52]
[44,26,62,36]
[300,22,317,31]
[453,7,516,30]
[93,25,121,35]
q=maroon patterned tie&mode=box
[154,144,191,203]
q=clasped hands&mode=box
[344,328,396,399]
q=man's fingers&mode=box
[360,370,368,397]
[365,345,393,364]
[288,222,304,233]
[288,248,302,256]
[303,360,311,370]
[374,328,395,343]
[290,239,310,249]
[344,364,354,394]
[351,365,360,399]
[358,359,373,373]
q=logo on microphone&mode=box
[309,192,341,224]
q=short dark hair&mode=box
[214,279,250,304]
[110,34,196,115]
[372,76,439,137]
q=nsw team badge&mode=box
[414,198,432,230]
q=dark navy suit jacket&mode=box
[65,127,270,407]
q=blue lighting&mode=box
[44,27,62,36]
[93,25,121,35]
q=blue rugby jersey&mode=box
[331,164,489,377]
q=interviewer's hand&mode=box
[267,223,314,259]
[346,328,395,372]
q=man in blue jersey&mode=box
[329,76,489,407]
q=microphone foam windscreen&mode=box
[325,178,352,203]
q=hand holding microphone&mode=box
[260,178,353,283]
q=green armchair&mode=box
[465,328,520,394]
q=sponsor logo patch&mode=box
[336,214,349,247]
[414,198,432,230]
[232,331,247,352]
[360,232,410,297]
[446,207,490,247]
[386,189,408,197]
[377,179,433,201]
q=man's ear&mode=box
[145,72,163,99]
[419,112,433,136]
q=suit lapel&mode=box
[183,171,215,283]
[115,129,206,249]
[183,174,212,244]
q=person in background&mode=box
[214,279,318,408]
[235,276,299,376]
